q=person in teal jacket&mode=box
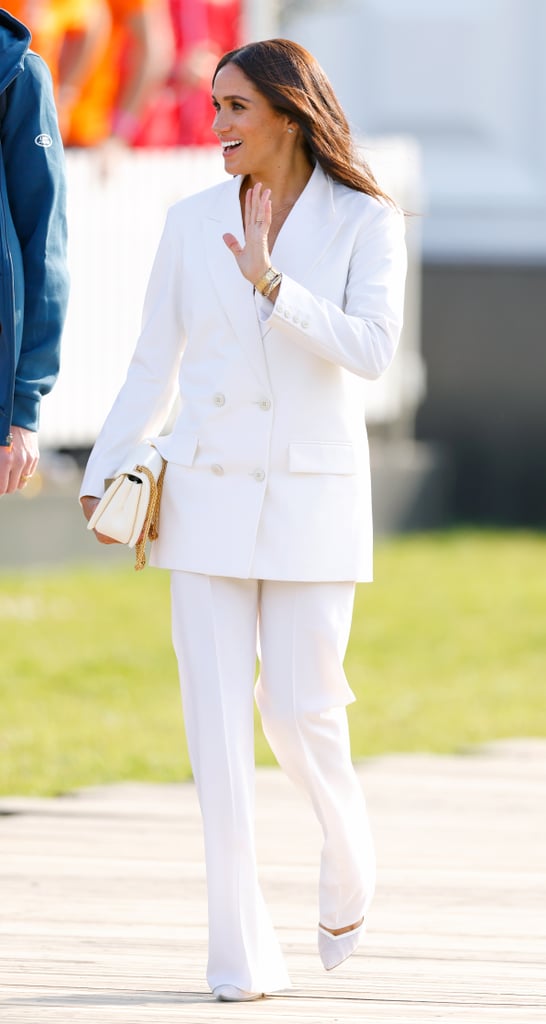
[0,9,69,495]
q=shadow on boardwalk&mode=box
[1,740,545,1023]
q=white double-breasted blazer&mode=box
[81,163,407,581]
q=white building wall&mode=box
[281,0,546,263]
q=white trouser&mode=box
[170,572,376,993]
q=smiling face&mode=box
[212,63,292,180]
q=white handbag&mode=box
[87,442,167,570]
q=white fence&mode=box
[39,141,422,449]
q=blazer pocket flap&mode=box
[289,441,356,475]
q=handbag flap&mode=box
[87,474,151,546]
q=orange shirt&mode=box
[66,0,155,146]
[10,0,96,84]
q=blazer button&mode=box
[259,398,271,411]
[252,468,265,482]
[301,320,309,329]
[213,392,226,407]
[211,463,224,476]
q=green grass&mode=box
[346,530,546,754]
[1,530,545,795]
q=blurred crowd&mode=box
[11,0,241,146]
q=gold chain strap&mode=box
[134,459,167,571]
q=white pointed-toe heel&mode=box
[318,918,365,971]
[213,985,264,1002]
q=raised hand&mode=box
[222,182,272,285]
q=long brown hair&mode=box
[213,38,393,203]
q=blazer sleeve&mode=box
[269,201,407,380]
[2,53,69,431]
[80,209,185,498]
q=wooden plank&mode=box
[1,740,545,1023]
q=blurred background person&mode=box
[134,0,241,146]
[56,0,111,138]
[62,0,173,148]
[13,0,241,149]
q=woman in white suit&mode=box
[81,38,407,1002]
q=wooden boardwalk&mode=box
[1,740,545,1023]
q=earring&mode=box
[287,127,294,134]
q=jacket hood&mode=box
[0,9,30,95]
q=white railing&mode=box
[39,140,422,448]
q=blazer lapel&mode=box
[204,176,270,388]
[271,163,338,284]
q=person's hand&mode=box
[223,182,272,285]
[80,494,120,545]
[0,425,39,495]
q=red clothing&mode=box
[134,0,241,147]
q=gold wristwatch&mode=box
[254,266,282,298]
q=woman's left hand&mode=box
[80,494,121,545]
[223,182,272,285]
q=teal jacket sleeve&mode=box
[2,52,69,431]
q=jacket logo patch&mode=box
[34,133,53,148]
